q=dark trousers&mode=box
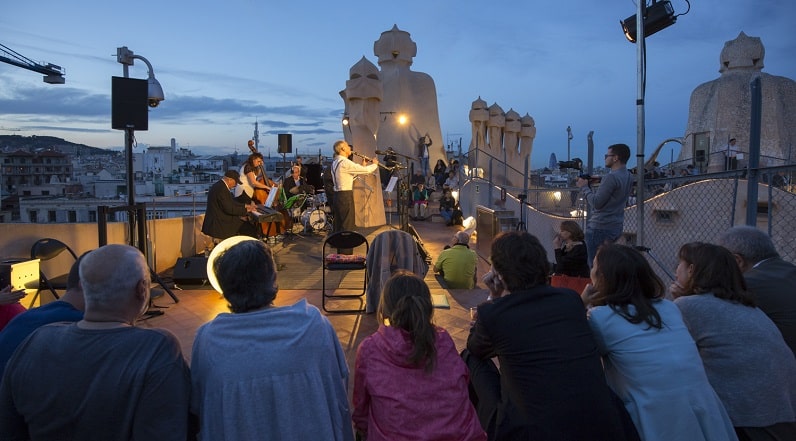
[332,190,354,254]
[461,349,523,441]
[461,349,640,441]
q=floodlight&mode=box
[620,0,676,43]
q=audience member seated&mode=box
[0,254,86,377]
[0,244,191,440]
[0,286,26,332]
[449,159,460,174]
[433,159,447,189]
[425,173,437,193]
[583,244,737,441]
[670,242,796,440]
[438,189,462,226]
[552,220,590,277]
[190,240,353,440]
[718,226,796,355]
[410,170,425,189]
[352,271,486,441]
[444,170,459,189]
[463,231,640,441]
[434,232,477,289]
[412,183,429,219]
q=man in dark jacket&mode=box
[202,170,258,241]
[463,231,639,441]
[718,225,796,355]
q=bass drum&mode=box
[301,209,327,231]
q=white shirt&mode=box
[331,156,378,191]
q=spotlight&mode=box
[620,0,676,43]
[342,116,349,126]
[462,216,476,233]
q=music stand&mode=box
[380,150,417,233]
[385,176,398,226]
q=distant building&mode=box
[1,149,73,196]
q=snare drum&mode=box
[301,209,327,231]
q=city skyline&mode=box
[1,1,795,165]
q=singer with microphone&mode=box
[330,140,379,253]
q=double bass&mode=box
[246,141,290,235]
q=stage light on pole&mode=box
[620,0,676,43]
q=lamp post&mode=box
[115,46,164,242]
[566,126,573,161]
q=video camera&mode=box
[578,173,602,183]
[558,158,583,171]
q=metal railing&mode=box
[453,147,796,280]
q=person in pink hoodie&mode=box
[352,271,485,441]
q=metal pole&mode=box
[125,128,136,245]
[745,77,762,226]
[635,0,646,247]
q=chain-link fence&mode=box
[458,158,796,282]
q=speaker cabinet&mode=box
[278,133,293,154]
[112,76,148,131]
[173,257,208,284]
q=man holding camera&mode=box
[576,143,634,267]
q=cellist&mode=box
[235,142,287,237]
[235,149,274,205]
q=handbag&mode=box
[550,274,591,294]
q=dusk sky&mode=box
[1,0,794,167]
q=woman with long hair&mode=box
[584,244,737,441]
[671,242,796,441]
[352,271,485,441]
[552,220,589,277]
[433,158,447,188]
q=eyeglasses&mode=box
[604,154,617,159]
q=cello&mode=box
[246,141,289,236]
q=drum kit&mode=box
[284,190,331,234]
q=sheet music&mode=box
[264,185,279,207]
[385,176,398,193]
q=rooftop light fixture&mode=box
[620,0,676,43]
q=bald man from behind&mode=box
[434,231,478,289]
[0,244,191,440]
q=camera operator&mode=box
[575,143,634,267]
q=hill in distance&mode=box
[0,134,114,156]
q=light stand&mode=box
[516,193,527,231]
[620,1,680,248]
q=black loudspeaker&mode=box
[173,257,208,284]
[695,150,706,162]
[278,133,293,154]
[112,76,148,131]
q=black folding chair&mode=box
[29,238,78,307]
[322,231,368,313]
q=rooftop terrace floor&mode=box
[137,218,492,394]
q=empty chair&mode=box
[29,238,78,308]
[322,231,368,313]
